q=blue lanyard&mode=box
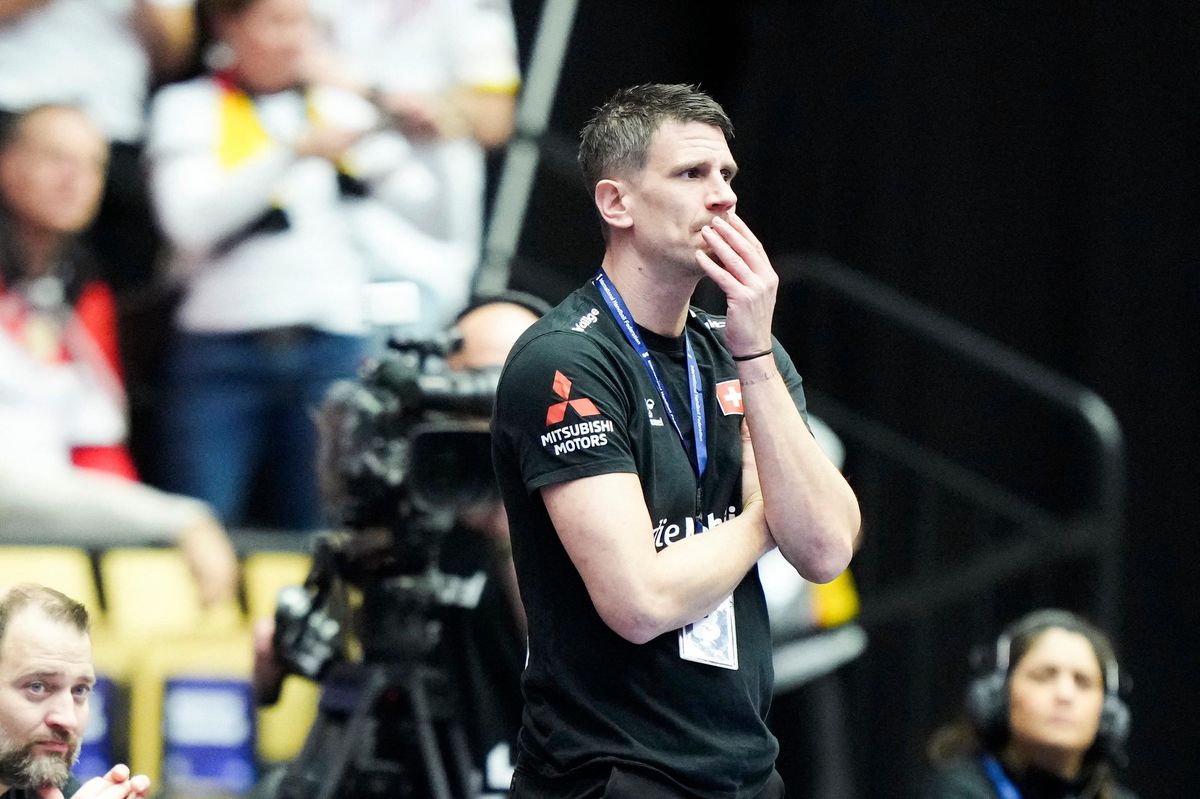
[981,755,1022,799]
[593,268,707,481]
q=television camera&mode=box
[261,336,502,799]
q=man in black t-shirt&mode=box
[492,84,862,799]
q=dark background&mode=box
[501,1,1198,795]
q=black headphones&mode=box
[965,609,1131,764]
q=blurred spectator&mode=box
[0,0,203,487]
[145,0,447,531]
[0,105,237,607]
[306,0,521,335]
[924,608,1138,799]
[0,0,198,291]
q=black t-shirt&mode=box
[493,280,810,798]
[1,775,82,799]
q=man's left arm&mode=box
[736,345,860,582]
[697,212,861,583]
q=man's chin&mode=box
[0,746,77,790]
[28,757,73,788]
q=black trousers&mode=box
[511,764,786,799]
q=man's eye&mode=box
[27,681,47,694]
[72,684,93,699]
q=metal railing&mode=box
[773,254,1126,797]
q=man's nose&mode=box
[45,694,84,735]
[707,177,737,211]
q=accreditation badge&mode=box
[678,595,738,669]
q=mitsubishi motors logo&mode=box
[546,370,601,425]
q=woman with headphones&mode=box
[923,609,1138,799]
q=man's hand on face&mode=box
[695,211,779,359]
[50,764,150,799]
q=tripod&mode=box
[272,659,475,799]
[264,565,479,799]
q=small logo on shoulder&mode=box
[572,307,600,333]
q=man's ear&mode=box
[594,178,632,231]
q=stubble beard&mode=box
[0,731,79,789]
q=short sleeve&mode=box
[770,336,810,425]
[494,331,637,493]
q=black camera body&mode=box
[273,336,500,683]
[319,337,500,542]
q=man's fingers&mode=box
[701,224,752,280]
[707,219,753,269]
[69,764,152,799]
[712,214,767,273]
[694,248,740,293]
[726,209,764,251]
[103,764,130,783]
[69,775,151,799]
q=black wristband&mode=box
[731,348,773,362]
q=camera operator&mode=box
[253,293,543,797]
[428,294,543,793]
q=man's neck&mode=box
[599,251,697,338]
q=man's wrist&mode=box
[738,367,777,387]
[731,347,773,362]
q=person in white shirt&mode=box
[306,0,521,336]
[0,104,237,607]
[145,0,448,531]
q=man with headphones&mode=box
[924,609,1139,799]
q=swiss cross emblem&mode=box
[715,379,744,416]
